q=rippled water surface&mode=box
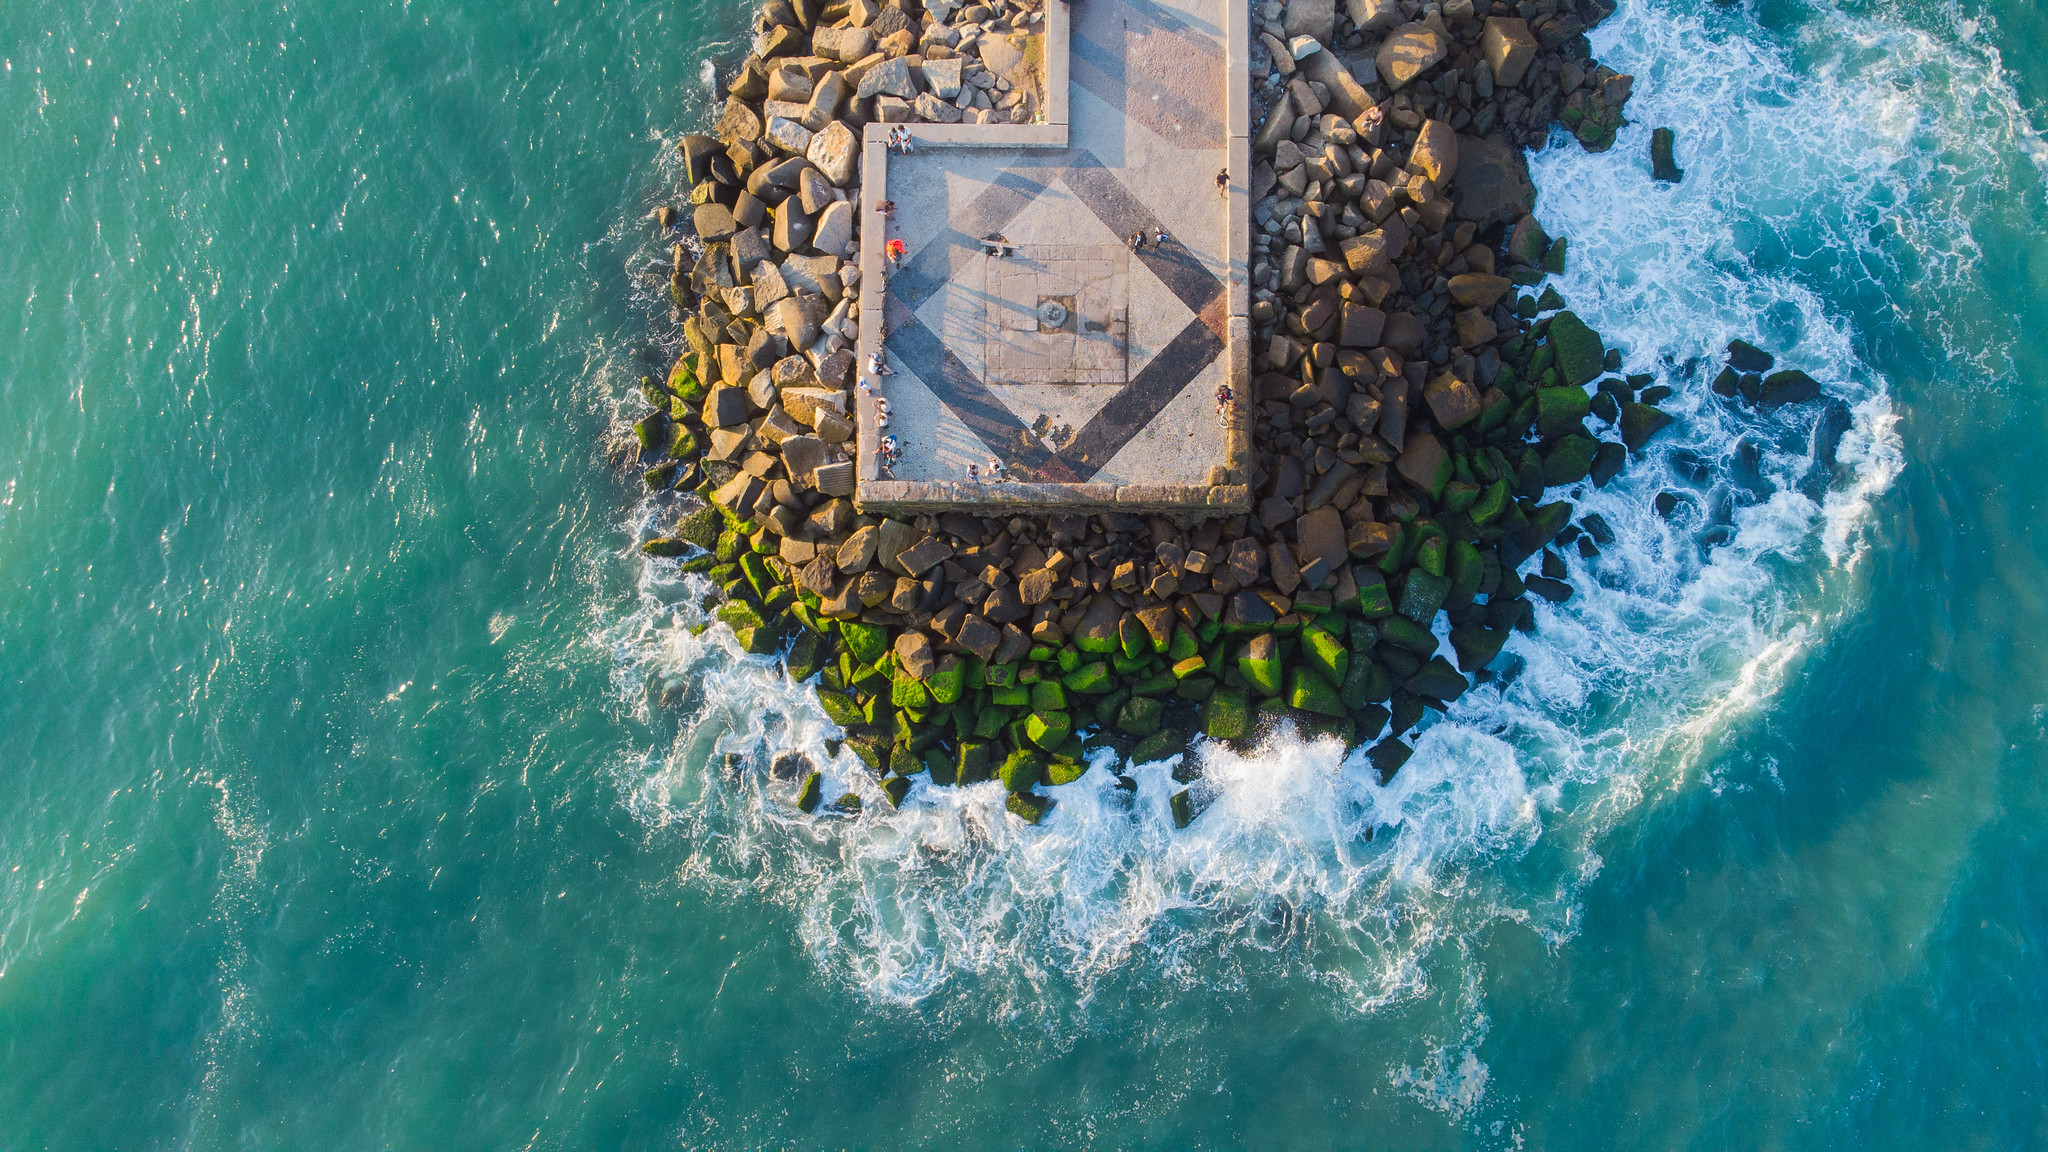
[4,0,2046,1146]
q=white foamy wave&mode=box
[598,0,2039,1125]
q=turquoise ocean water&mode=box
[4,0,2046,1146]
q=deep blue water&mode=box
[3,0,2046,1147]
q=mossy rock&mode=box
[640,537,691,558]
[1398,570,1451,623]
[841,620,888,664]
[927,658,966,704]
[1287,666,1346,717]
[1118,695,1165,738]
[1131,727,1185,765]
[1301,624,1348,687]
[1545,310,1604,386]
[1237,633,1283,696]
[957,740,993,784]
[1202,689,1250,740]
[1449,623,1510,672]
[1540,435,1599,487]
[1378,613,1437,654]
[1061,661,1113,694]
[644,462,681,490]
[1619,401,1674,450]
[1045,758,1089,786]
[1026,710,1073,750]
[1405,655,1468,702]
[1030,681,1068,712]
[879,775,911,808]
[999,748,1045,792]
[786,629,827,682]
[1536,386,1591,437]
[677,505,722,549]
[1006,790,1054,824]
[796,770,822,813]
[1368,738,1413,784]
[892,673,931,710]
[816,688,865,728]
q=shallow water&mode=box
[3,0,2046,1146]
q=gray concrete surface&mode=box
[855,0,1249,514]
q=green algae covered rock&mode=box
[1030,681,1068,712]
[1536,385,1591,437]
[926,657,965,704]
[1287,666,1346,718]
[879,775,911,808]
[957,740,993,784]
[1238,632,1283,696]
[1006,790,1054,824]
[1045,757,1088,786]
[1203,689,1251,739]
[1026,710,1073,750]
[999,748,1045,792]
[1301,624,1349,687]
[1131,728,1184,764]
[1062,660,1113,694]
[1118,695,1165,738]
[841,620,888,664]
[1545,311,1605,386]
[1540,434,1599,487]
[796,770,822,813]
[816,688,864,728]
[1405,655,1468,702]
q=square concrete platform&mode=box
[854,0,1251,515]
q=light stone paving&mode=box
[855,0,1251,514]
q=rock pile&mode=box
[629,0,1689,826]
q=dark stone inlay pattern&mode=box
[884,149,1226,483]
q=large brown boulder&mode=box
[1452,134,1537,225]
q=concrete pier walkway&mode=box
[856,0,1250,514]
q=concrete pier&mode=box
[855,0,1252,514]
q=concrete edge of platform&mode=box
[860,481,1251,515]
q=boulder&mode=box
[1345,0,1402,30]
[1338,303,1386,348]
[814,25,876,63]
[813,460,856,496]
[979,35,1026,82]
[856,56,917,100]
[806,120,860,186]
[805,72,850,128]
[764,295,821,350]
[1651,126,1685,183]
[772,201,814,252]
[1283,0,1336,42]
[1727,339,1774,372]
[1424,374,1482,428]
[1481,17,1538,89]
[922,56,964,99]
[1507,213,1550,265]
[764,116,813,155]
[1546,311,1606,386]
[1447,273,1512,309]
[915,91,964,122]
[715,97,763,143]
[1395,432,1451,497]
[1295,505,1348,587]
[693,201,738,241]
[1406,120,1459,186]
[1374,24,1446,91]
[1295,50,1370,120]
[1760,369,1821,408]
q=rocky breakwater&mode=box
[629,0,1687,826]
